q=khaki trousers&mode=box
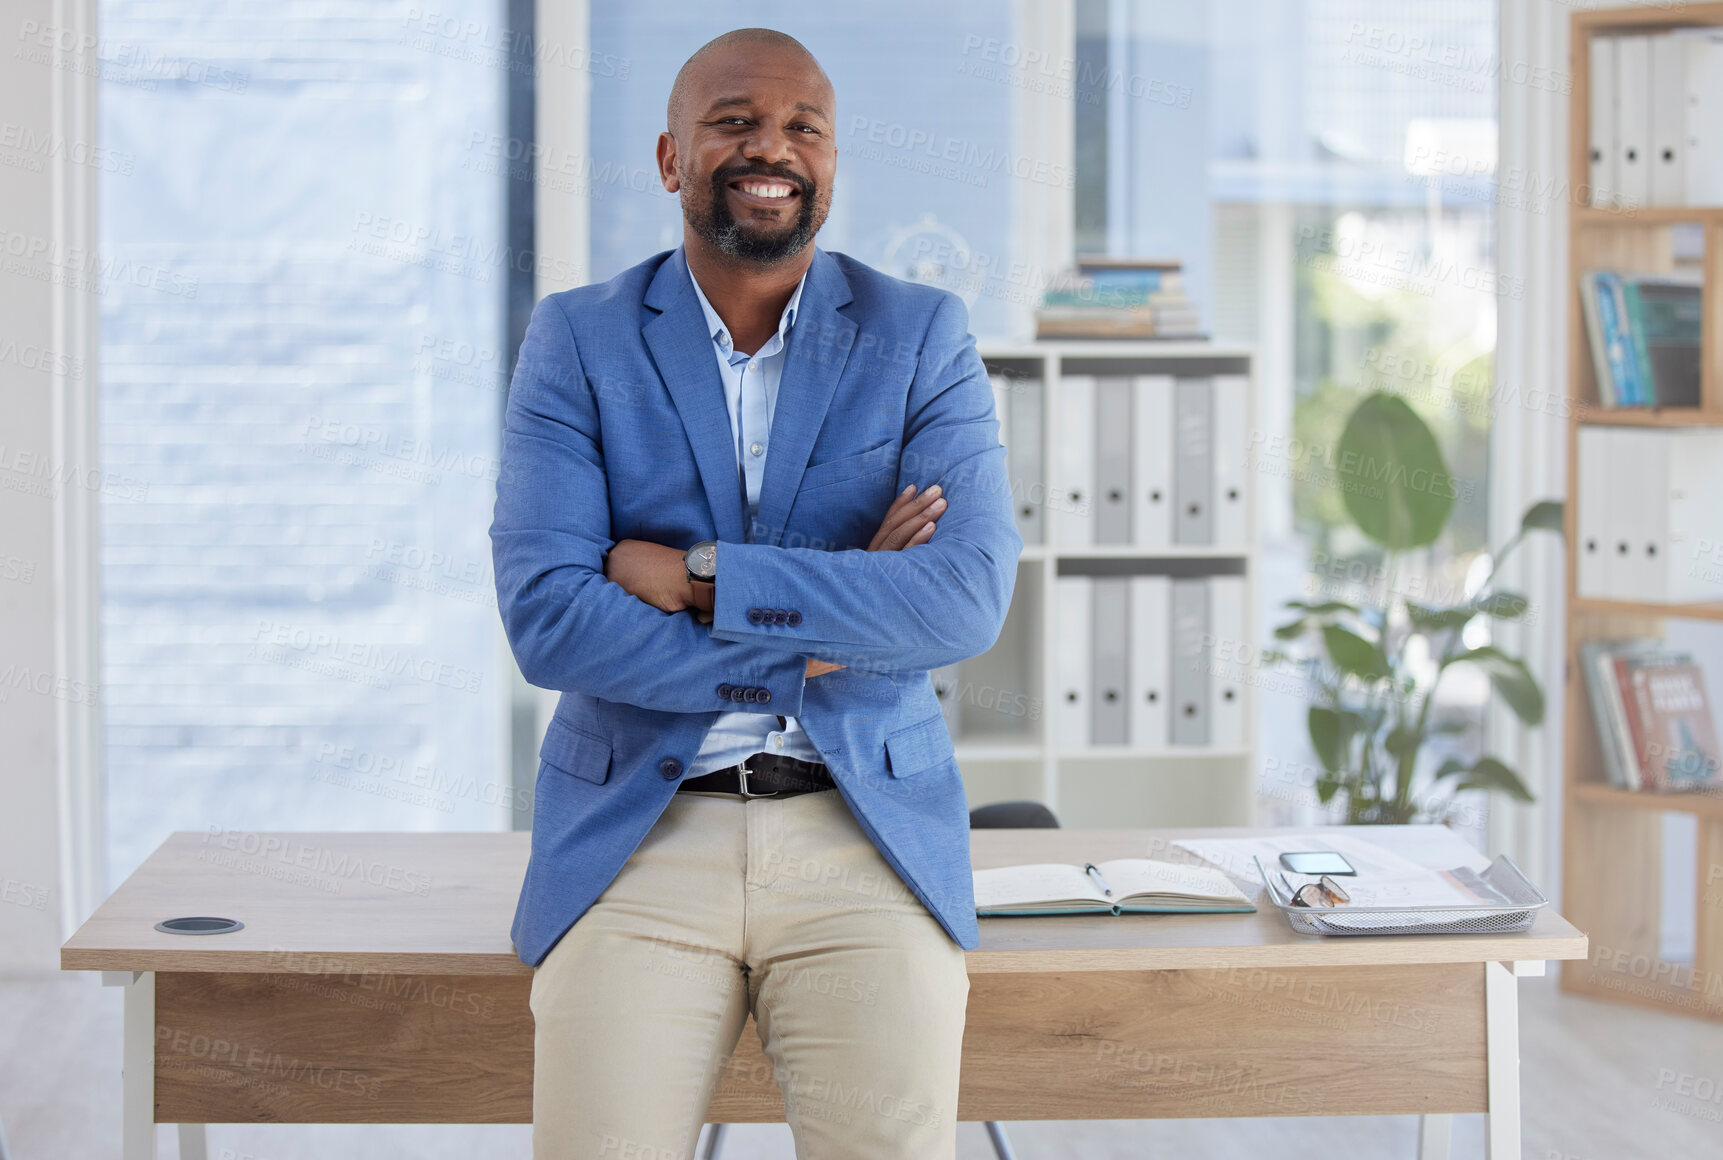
[529,787,970,1160]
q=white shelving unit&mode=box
[953,341,1258,828]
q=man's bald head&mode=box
[666,28,832,138]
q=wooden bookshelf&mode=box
[1561,4,1723,1021]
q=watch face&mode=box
[686,541,717,579]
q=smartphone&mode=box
[1279,851,1357,876]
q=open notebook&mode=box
[974,858,1256,917]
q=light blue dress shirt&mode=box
[686,263,826,776]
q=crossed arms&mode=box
[489,290,1023,718]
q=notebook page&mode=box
[973,863,1107,910]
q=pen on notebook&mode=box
[1084,862,1112,897]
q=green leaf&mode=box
[1450,646,1545,725]
[1273,618,1310,640]
[1433,757,1469,780]
[1335,392,1456,549]
[1322,623,1390,680]
[1315,772,1342,805]
[1519,500,1564,535]
[1384,726,1423,759]
[1309,706,1345,772]
[1406,602,1477,631]
[1474,590,1529,619]
[1454,756,1536,803]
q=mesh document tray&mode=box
[1253,855,1550,937]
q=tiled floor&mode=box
[2,970,1717,1159]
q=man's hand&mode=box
[867,484,945,551]
[604,483,950,679]
[602,540,692,614]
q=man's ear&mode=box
[656,132,681,194]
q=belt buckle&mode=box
[735,755,779,799]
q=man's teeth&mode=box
[737,181,795,199]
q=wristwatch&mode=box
[684,540,717,620]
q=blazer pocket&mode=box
[884,713,956,779]
[540,719,613,785]
[797,439,897,494]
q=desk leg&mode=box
[109,970,156,1160]
[1417,1114,1452,1159]
[1484,961,1521,1160]
[177,1124,208,1160]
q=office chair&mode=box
[700,799,1058,1160]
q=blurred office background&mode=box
[10,1,1718,1158]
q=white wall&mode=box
[0,0,103,969]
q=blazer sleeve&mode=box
[490,294,809,715]
[709,291,1024,673]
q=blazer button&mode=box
[659,757,681,780]
[757,688,771,705]
[774,608,789,624]
[742,688,758,702]
[787,610,802,626]
[730,687,746,702]
[747,607,765,625]
[716,683,733,698]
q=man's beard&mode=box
[684,163,822,264]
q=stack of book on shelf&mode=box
[1582,639,1723,793]
[1578,270,1702,407]
[1035,257,1204,340]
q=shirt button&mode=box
[750,441,764,457]
[771,735,784,749]
[719,335,730,349]
[659,757,682,780]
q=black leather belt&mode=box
[678,753,834,797]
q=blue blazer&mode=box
[491,245,1022,967]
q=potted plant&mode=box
[1267,392,1563,825]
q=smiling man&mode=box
[492,27,1021,1159]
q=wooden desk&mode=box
[63,826,1586,1160]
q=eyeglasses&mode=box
[1289,875,1351,908]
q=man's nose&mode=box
[741,122,797,168]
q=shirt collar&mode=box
[686,258,808,359]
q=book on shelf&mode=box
[973,858,1256,917]
[1036,258,1204,340]
[1579,270,1702,408]
[1581,639,1723,792]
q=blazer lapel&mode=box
[642,248,747,544]
[752,247,856,547]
